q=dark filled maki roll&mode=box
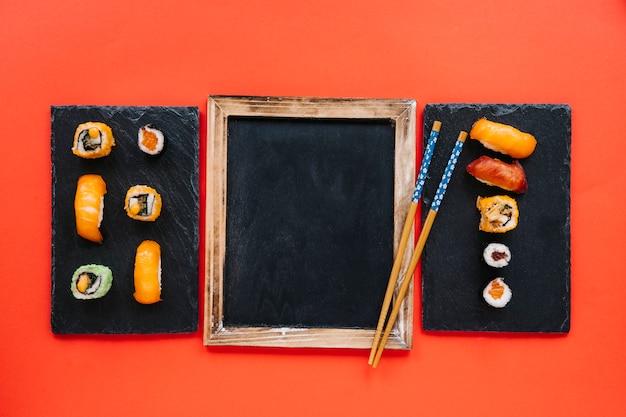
[138,124,165,155]
[70,264,113,299]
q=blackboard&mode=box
[204,96,416,348]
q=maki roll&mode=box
[133,240,162,304]
[71,264,113,299]
[482,277,512,308]
[75,174,107,243]
[124,185,162,221]
[72,122,115,159]
[476,195,519,233]
[138,124,165,155]
[483,243,511,268]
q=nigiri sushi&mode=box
[476,195,519,233]
[72,122,115,158]
[133,240,162,304]
[71,264,113,299]
[482,277,512,308]
[74,174,107,243]
[124,185,162,221]
[466,155,528,193]
[138,124,165,155]
[469,118,536,159]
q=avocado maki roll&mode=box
[124,185,162,221]
[71,264,113,300]
[72,122,115,159]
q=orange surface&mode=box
[1,0,625,415]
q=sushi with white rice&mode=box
[71,264,113,300]
[124,185,162,221]
[72,122,115,159]
[482,277,512,308]
[483,242,511,268]
[138,124,165,155]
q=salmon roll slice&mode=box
[124,185,162,221]
[71,264,113,299]
[138,124,165,155]
[72,122,115,158]
[74,174,107,243]
[133,240,162,304]
[483,277,512,308]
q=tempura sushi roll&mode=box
[482,277,512,308]
[124,185,162,221]
[72,122,115,158]
[476,195,519,233]
[75,174,107,243]
[71,264,113,299]
[469,118,536,159]
[133,240,162,304]
[483,243,511,268]
[138,124,165,155]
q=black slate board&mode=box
[223,116,395,329]
[421,104,570,333]
[51,106,199,334]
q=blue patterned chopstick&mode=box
[430,132,466,212]
[412,121,441,203]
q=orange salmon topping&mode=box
[488,280,505,300]
[141,128,159,151]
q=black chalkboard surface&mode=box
[205,96,417,349]
[224,117,395,328]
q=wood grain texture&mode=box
[204,96,415,348]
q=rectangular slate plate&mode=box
[421,104,570,333]
[51,106,199,334]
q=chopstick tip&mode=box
[432,120,442,131]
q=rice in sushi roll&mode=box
[138,124,165,155]
[72,122,115,159]
[71,264,113,299]
[483,243,511,268]
[476,195,519,233]
[482,278,512,308]
[124,185,162,221]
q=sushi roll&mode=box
[72,122,115,159]
[476,195,519,233]
[133,240,162,304]
[124,185,162,221]
[469,118,536,159]
[482,277,512,308]
[138,124,165,155]
[71,264,113,299]
[74,174,107,243]
[483,243,511,268]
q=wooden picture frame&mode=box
[204,96,416,349]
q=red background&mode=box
[2,0,625,415]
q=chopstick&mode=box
[370,130,468,368]
[367,120,442,365]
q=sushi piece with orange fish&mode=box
[133,240,162,304]
[124,185,162,221]
[74,174,107,243]
[469,118,536,159]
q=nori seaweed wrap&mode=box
[70,264,113,300]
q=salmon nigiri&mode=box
[74,174,107,243]
[133,240,162,304]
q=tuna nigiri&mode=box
[74,174,107,243]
